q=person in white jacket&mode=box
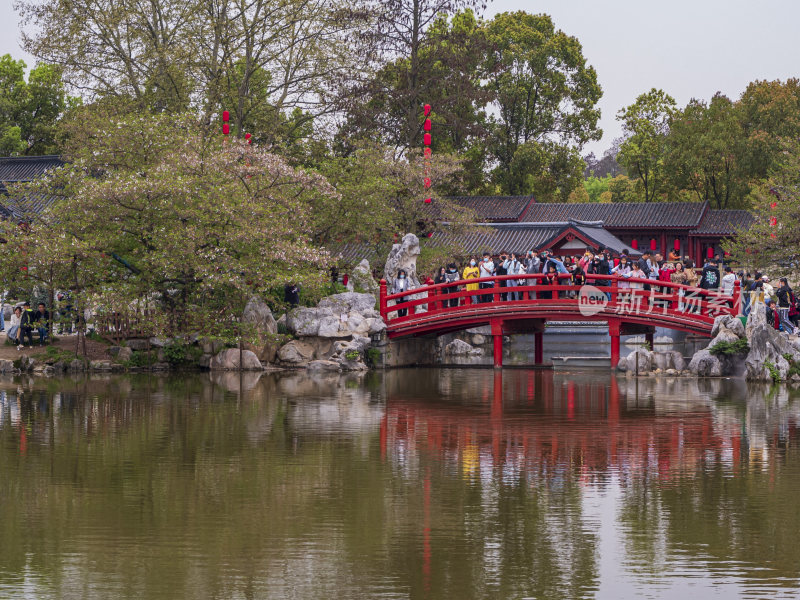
[503,252,524,301]
[720,266,736,296]
[7,307,22,346]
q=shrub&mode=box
[345,350,360,361]
[709,338,750,357]
[764,360,781,383]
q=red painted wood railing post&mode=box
[427,285,437,313]
[733,279,741,315]
[609,318,621,369]
[379,279,388,321]
[491,318,503,369]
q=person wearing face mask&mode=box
[434,266,448,309]
[462,257,480,305]
[392,268,411,317]
[479,253,495,303]
[525,251,540,299]
[444,262,460,307]
[503,252,524,301]
[611,256,632,289]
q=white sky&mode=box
[2,0,799,156]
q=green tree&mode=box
[0,54,69,155]
[3,109,336,334]
[617,88,677,202]
[484,12,602,197]
[725,140,800,273]
[664,94,749,209]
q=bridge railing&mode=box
[379,273,741,326]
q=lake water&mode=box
[1,369,799,599]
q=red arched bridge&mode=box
[379,274,742,368]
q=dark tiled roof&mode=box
[430,220,639,256]
[448,195,534,222]
[0,155,64,221]
[521,201,708,229]
[691,209,754,235]
[0,155,63,183]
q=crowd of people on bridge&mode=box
[388,246,799,335]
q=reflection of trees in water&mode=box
[2,372,800,598]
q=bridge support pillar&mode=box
[645,331,654,349]
[534,331,543,365]
[609,319,621,369]
[491,318,503,369]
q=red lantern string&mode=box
[424,177,431,189]
[424,147,432,158]
[422,103,433,207]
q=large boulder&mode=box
[277,340,316,364]
[445,339,483,356]
[307,360,342,372]
[625,348,652,373]
[384,233,421,287]
[668,351,687,372]
[286,293,385,338]
[350,259,379,295]
[209,348,264,371]
[688,349,723,377]
[707,326,742,350]
[744,323,796,381]
[242,296,278,335]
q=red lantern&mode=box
[222,110,230,122]
[222,123,230,135]
[244,133,252,144]
[673,238,680,251]
[424,177,431,189]
[427,232,433,238]
[424,147,432,158]
[707,246,713,259]
[424,133,431,146]
[650,238,657,251]
[423,119,431,132]
[771,202,777,209]
[342,274,349,287]
[424,104,431,116]
[21,266,27,271]
[770,216,777,227]
[424,198,432,204]
[724,251,730,257]
[631,239,638,250]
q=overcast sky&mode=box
[2,0,799,155]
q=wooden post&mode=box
[732,279,741,315]
[609,319,621,369]
[534,331,543,365]
[491,318,503,369]
[379,279,388,320]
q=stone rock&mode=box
[745,300,768,339]
[688,350,722,377]
[350,259,379,295]
[149,337,168,348]
[198,354,212,368]
[90,360,113,371]
[616,356,628,371]
[384,233,421,288]
[209,348,264,371]
[471,334,486,346]
[711,314,740,339]
[445,339,483,356]
[245,340,280,363]
[277,340,316,364]
[242,296,278,335]
[68,359,85,371]
[652,352,670,372]
[107,346,122,357]
[339,358,369,371]
[707,326,742,350]
[665,369,678,376]
[126,339,151,351]
[200,337,225,355]
[744,320,797,381]
[152,362,171,371]
[307,360,342,372]
[277,313,287,328]
[791,373,800,383]
[318,292,377,315]
[668,351,687,372]
[116,347,133,362]
[0,359,14,373]
[625,348,652,373]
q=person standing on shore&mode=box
[776,278,797,334]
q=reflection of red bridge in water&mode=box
[380,372,746,481]
[380,274,742,367]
